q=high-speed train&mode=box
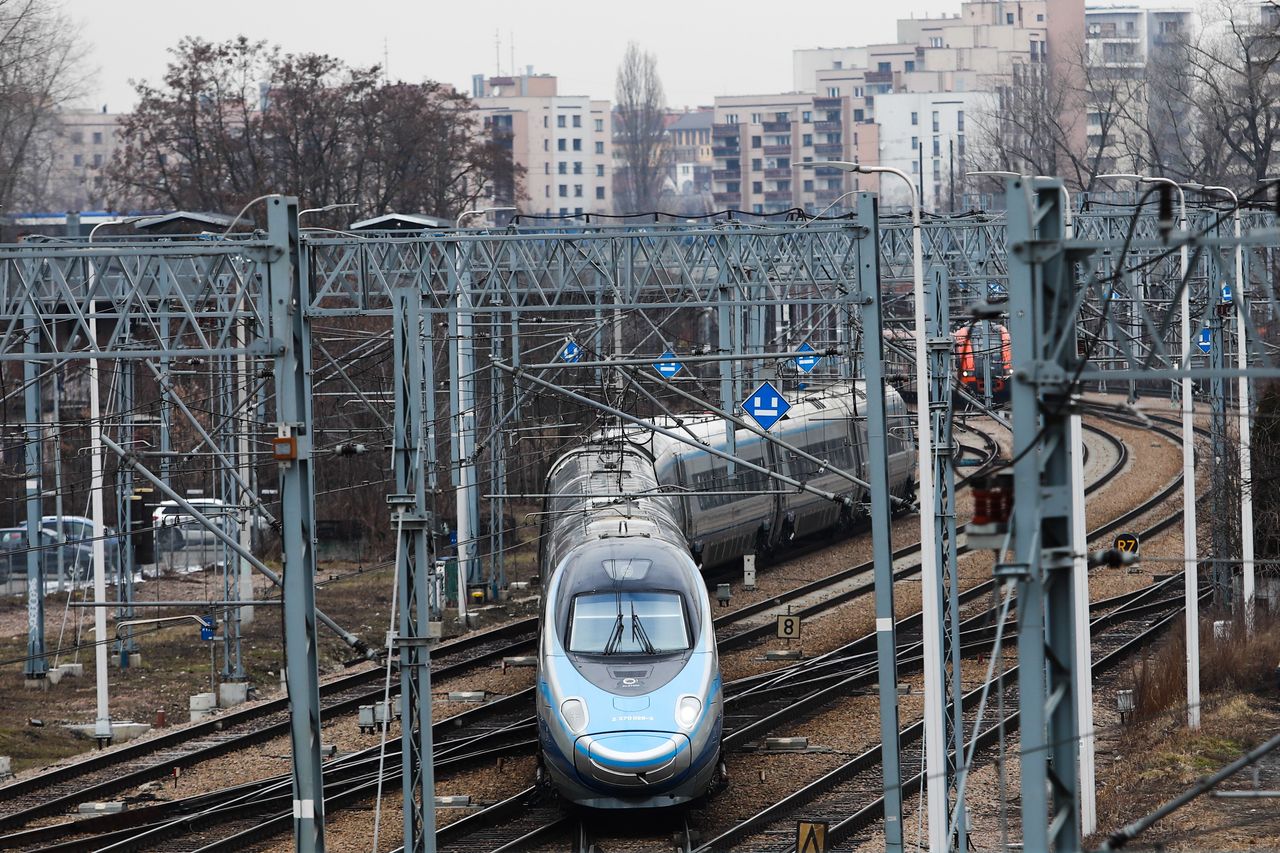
[535,382,916,809]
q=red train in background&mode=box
[954,321,1012,406]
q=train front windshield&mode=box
[568,591,690,655]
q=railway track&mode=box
[0,417,1145,851]
[0,421,1009,836]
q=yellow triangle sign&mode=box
[796,820,828,853]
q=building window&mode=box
[802,110,812,122]
[574,184,583,197]
[543,116,549,127]
[911,161,919,174]
[560,207,568,216]
[595,141,604,154]
[929,36,943,48]
[595,118,604,131]
[803,179,814,192]
[752,181,763,193]
[932,138,940,156]
[557,139,566,151]
[574,162,583,174]
[557,115,566,128]
[1037,13,1044,21]
[826,133,840,144]
[775,111,789,123]
[827,87,840,97]
[833,60,843,70]
[1006,12,1014,23]
[802,134,813,146]
[957,110,965,131]
[73,153,83,166]
[904,60,915,72]
[827,178,841,190]
[911,111,918,125]
[727,181,740,192]
[932,111,940,132]
[544,163,550,174]
[575,207,583,215]
[933,160,941,180]
[877,61,891,73]
[596,164,604,176]
[773,135,789,146]
[751,158,762,170]
[751,135,762,148]
[596,186,605,199]
[853,109,864,121]
[70,131,83,144]
[572,138,582,151]
[725,113,738,124]
[544,139,550,151]
[911,136,918,150]
[92,131,104,144]
[559,184,568,197]
[572,114,581,127]
[558,162,567,174]
[776,180,791,192]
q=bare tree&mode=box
[109,37,520,220]
[614,42,668,214]
[1183,0,1280,192]
[0,0,87,212]
[971,43,1138,193]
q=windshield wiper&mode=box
[630,602,657,655]
[602,611,625,655]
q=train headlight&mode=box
[560,698,588,734]
[676,695,702,730]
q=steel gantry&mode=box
[4,198,1280,853]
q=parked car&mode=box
[20,516,121,570]
[0,526,95,583]
[152,499,233,551]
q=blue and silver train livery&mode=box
[537,439,724,809]
[535,381,915,809]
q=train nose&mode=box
[574,731,691,788]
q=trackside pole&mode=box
[1071,413,1097,835]
[854,193,905,852]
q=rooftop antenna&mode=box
[510,30,515,78]
[382,37,389,84]
[495,29,501,76]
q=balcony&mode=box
[763,144,792,156]
[816,188,847,202]
[813,120,841,133]
[761,121,791,133]
[813,97,842,110]
[712,146,740,158]
[864,70,893,84]
[763,167,792,179]
[814,143,844,156]
[712,168,741,181]
[712,123,739,138]
[764,190,794,203]
[712,191,741,205]
[814,166,846,177]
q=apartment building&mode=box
[472,71,613,219]
[1082,5,1194,174]
[29,108,129,213]
[710,93,880,215]
[876,91,989,210]
[666,109,715,197]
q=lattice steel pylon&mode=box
[1005,177,1083,853]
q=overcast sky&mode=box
[70,0,968,112]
